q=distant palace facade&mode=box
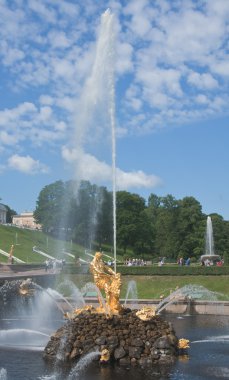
[12,212,41,230]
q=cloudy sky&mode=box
[0,0,229,219]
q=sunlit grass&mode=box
[56,274,229,301]
[0,225,81,263]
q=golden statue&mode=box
[19,278,35,296]
[136,306,157,321]
[8,244,14,264]
[178,338,190,350]
[90,252,122,314]
[100,348,110,363]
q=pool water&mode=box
[0,315,229,379]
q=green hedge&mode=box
[61,264,229,276]
[62,263,89,274]
[117,265,229,276]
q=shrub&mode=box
[117,265,229,276]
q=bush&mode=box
[117,265,229,276]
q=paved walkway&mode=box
[0,266,61,280]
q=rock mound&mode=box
[44,309,178,367]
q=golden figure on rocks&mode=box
[18,278,35,296]
[90,252,122,314]
[136,306,156,321]
[100,348,110,363]
[178,338,190,350]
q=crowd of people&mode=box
[201,258,224,266]
[123,256,224,267]
[44,258,65,272]
[124,258,147,266]
[177,257,191,266]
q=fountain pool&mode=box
[1,314,229,379]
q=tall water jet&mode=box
[205,216,215,256]
[200,216,220,264]
[105,10,117,273]
[93,9,117,272]
[69,9,117,270]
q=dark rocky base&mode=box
[43,308,178,368]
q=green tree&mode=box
[209,213,229,258]
[34,180,65,234]
[95,187,113,247]
[154,195,180,259]
[116,191,146,254]
[72,181,105,248]
[177,196,204,259]
[5,205,17,223]
[146,194,161,255]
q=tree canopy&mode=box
[33,180,229,261]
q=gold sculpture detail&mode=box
[100,348,110,363]
[8,244,14,264]
[178,338,190,350]
[136,306,157,320]
[19,278,34,296]
[90,252,122,314]
[64,305,94,320]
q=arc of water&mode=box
[33,283,73,314]
[124,280,139,309]
[67,351,100,380]
[81,282,109,315]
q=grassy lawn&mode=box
[0,225,84,263]
[56,274,229,300]
[121,275,229,300]
[0,225,118,264]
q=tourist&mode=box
[178,257,184,266]
[185,258,191,266]
[45,259,49,272]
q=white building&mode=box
[12,212,41,230]
[0,203,7,224]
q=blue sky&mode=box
[0,0,229,220]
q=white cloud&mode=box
[116,168,162,189]
[116,42,133,74]
[187,72,218,90]
[211,61,229,77]
[61,146,161,190]
[196,94,209,105]
[47,31,71,49]
[55,121,67,132]
[39,106,53,122]
[7,154,49,174]
[0,102,36,127]
[0,101,65,144]
[1,41,25,66]
[0,131,18,145]
[123,0,153,38]
[28,0,57,24]
[39,95,54,106]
